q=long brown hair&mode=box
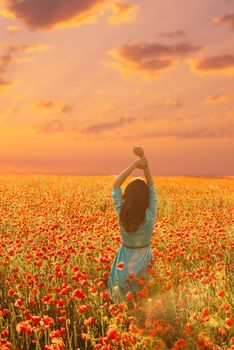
[119,178,150,233]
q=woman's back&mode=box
[108,183,157,301]
[112,184,157,246]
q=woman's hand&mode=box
[134,157,148,169]
[133,146,145,158]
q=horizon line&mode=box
[0,173,233,178]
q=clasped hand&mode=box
[133,146,148,169]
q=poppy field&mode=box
[0,175,233,350]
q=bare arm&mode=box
[133,146,156,216]
[133,146,154,186]
[113,161,136,188]
[113,158,148,188]
[143,162,154,186]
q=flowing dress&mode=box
[108,184,157,302]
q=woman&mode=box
[107,146,157,302]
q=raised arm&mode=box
[133,146,154,185]
[143,163,154,186]
[133,146,157,216]
[113,158,148,188]
[113,161,136,188]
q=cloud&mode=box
[0,43,48,56]
[81,115,137,134]
[35,99,74,114]
[0,76,16,92]
[188,53,234,76]
[0,43,48,92]
[37,99,55,108]
[79,109,234,140]
[61,104,74,114]
[106,40,204,79]
[6,24,20,33]
[33,113,155,136]
[164,98,183,108]
[32,107,234,141]
[0,4,15,18]
[138,127,234,139]
[158,30,187,39]
[35,118,75,134]
[123,113,234,140]
[108,1,139,25]
[0,0,139,30]
[0,0,112,31]
[19,44,49,52]
[212,13,234,32]
[78,112,234,140]
[204,93,230,105]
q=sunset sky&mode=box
[0,0,233,176]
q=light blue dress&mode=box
[108,184,157,302]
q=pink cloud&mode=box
[191,53,234,74]
[1,0,109,30]
[107,40,204,78]
[212,13,234,31]
[0,43,48,92]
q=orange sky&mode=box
[0,0,233,176]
